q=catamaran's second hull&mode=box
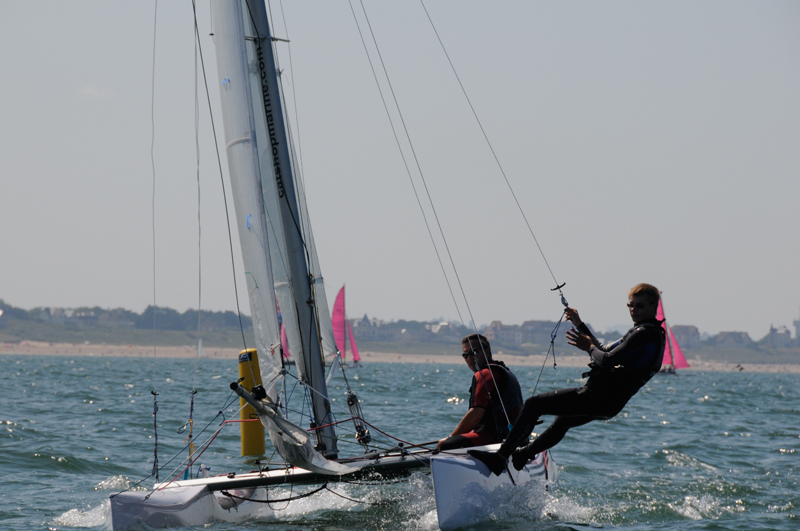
[431,447,557,531]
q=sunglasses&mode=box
[462,350,478,359]
[626,302,650,310]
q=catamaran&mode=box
[109,1,556,529]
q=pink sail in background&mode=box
[332,285,360,364]
[277,301,291,360]
[332,287,347,361]
[348,320,361,363]
[656,299,689,369]
[280,323,291,360]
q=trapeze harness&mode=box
[579,319,666,402]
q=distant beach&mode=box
[3,340,798,374]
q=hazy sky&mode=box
[1,1,798,340]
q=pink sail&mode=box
[657,299,689,369]
[332,285,360,364]
[669,332,689,369]
[280,322,290,359]
[348,319,361,363]
[332,286,347,361]
[277,301,290,360]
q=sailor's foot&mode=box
[511,446,531,471]
[467,449,508,476]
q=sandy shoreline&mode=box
[3,340,799,374]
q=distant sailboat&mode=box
[657,298,689,372]
[276,303,294,366]
[331,286,361,367]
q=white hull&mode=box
[110,446,429,531]
[431,445,557,531]
[110,484,273,530]
[110,444,556,531]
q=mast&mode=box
[213,0,337,457]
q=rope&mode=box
[220,483,398,507]
[532,310,567,395]
[323,485,397,506]
[423,4,574,405]
[221,483,326,504]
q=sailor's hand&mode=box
[565,307,583,327]
[566,327,591,352]
[436,438,447,452]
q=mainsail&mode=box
[209,0,282,400]
[211,0,338,462]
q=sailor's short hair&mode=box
[628,283,660,306]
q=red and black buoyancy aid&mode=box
[468,362,524,440]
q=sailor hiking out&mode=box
[469,283,666,475]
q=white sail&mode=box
[212,0,338,458]
[210,0,282,400]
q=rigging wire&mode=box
[352,1,500,337]
[192,0,202,396]
[112,388,241,498]
[148,0,160,482]
[346,0,465,327]
[350,2,519,422]
[184,0,205,477]
[276,0,307,186]
[418,0,565,295]
[418,1,574,391]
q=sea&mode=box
[1,353,798,531]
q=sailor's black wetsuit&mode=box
[499,318,665,460]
